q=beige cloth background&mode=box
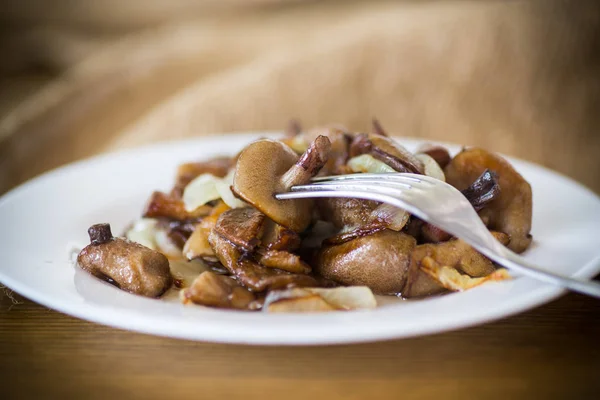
[0,0,599,193]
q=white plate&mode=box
[1,133,599,345]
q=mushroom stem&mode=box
[88,223,113,245]
[280,135,331,189]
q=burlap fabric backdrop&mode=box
[0,0,598,193]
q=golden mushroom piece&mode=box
[232,136,331,232]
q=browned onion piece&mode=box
[349,133,423,174]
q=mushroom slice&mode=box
[232,136,331,232]
[316,230,416,294]
[349,133,424,174]
[143,191,211,221]
[183,201,230,260]
[181,271,255,310]
[261,219,301,251]
[445,148,532,253]
[214,207,265,252]
[256,249,311,274]
[208,230,319,292]
[421,257,511,292]
[402,232,510,298]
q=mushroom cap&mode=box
[232,139,312,232]
[316,230,416,294]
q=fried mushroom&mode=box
[181,271,256,310]
[77,223,172,297]
[445,148,533,253]
[208,229,319,292]
[232,136,331,232]
[402,231,510,298]
[316,230,417,294]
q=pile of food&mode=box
[76,120,533,312]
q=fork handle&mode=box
[477,245,600,298]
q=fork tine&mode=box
[277,183,429,221]
[304,179,413,189]
[312,173,425,183]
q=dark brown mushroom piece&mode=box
[171,157,233,198]
[261,218,302,251]
[213,207,265,252]
[461,169,501,211]
[316,230,417,294]
[77,223,172,297]
[445,148,533,253]
[208,230,319,292]
[349,133,424,174]
[181,271,256,310]
[402,231,510,298]
[256,249,312,274]
[232,136,331,232]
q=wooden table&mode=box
[2,290,599,399]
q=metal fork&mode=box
[276,173,600,298]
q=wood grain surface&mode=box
[1,1,600,399]
[1,289,599,399]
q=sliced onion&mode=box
[421,256,511,291]
[154,229,185,259]
[347,154,396,174]
[285,135,309,154]
[263,286,377,312]
[215,170,247,208]
[308,286,376,310]
[126,218,183,259]
[264,289,335,313]
[125,218,159,250]
[182,173,221,212]
[370,203,409,231]
[416,153,445,181]
[169,258,210,288]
